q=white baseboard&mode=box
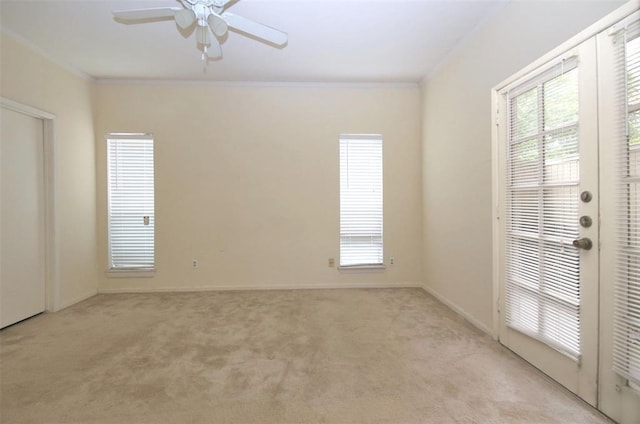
[420,285,495,338]
[98,281,423,294]
[54,288,98,312]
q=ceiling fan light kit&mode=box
[174,9,196,30]
[208,14,228,37]
[112,0,287,61]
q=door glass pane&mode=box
[506,64,581,359]
[613,31,640,387]
[542,186,579,240]
[544,70,579,131]
[510,139,539,185]
[514,88,538,139]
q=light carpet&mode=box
[0,288,612,423]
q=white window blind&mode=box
[339,135,383,267]
[107,134,155,270]
[505,58,582,359]
[612,22,640,387]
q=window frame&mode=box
[338,134,385,271]
[105,133,156,278]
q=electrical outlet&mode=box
[389,257,395,265]
[328,258,335,267]
[192,259,199,269]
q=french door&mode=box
[496,38,600,406]
[598,11,640,423]
[495,8,640,423]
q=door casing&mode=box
[1,98,60,315]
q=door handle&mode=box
[572,238,593,250]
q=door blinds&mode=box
[612,21,640,387]
[505,57,582,359]
[339,135,383,267]
[107,134,155,270]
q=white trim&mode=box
[502,54,579,97]
[0,98,55,120]
[94,79,419,89]
[421,284,495,337]
[1,29,93,82]
[491,89,503,339]
[106,269,156,278]
[339,134,383,141]
[105,133,153,140]
[338,265,386,273]
[1,97,61,313]
[608,9,640,35]
[98,281,423,294]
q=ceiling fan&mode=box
[112,0,288,60]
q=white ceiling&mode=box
[0,0,507,83]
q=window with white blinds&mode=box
[107,134,155,271]
[612,22,640,387]
[505,58,582,359]
[339,135,383,267]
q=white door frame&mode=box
[1,97,60,313]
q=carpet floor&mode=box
[0,288,611,423]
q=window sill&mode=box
[106,269,155,278]
[338,265,386,273]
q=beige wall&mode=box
[4,0,622,315]
[95,83,423,291]
[1,34,98,309]
[421,0,627,332]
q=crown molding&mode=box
[1,28,94,82]
[94,78,419,89]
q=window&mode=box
[339,134,383,267]
[106,134,155,272]
[504,58,581,359]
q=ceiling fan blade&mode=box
[212,0,234,9]
[175,9,196,29]
[113,7,182,21]
[208,37,223,59]
[207,13,228,37]
[221,12,287,46]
